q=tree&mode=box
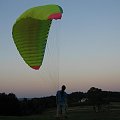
[87,87,103,112]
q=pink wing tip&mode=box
[48,13,62,20]
[31,66,40,70]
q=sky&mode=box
[0,0,120,98]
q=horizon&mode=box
[1,85,120,99]
[2,87,120,99]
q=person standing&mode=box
[56,85,68,119]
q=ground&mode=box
[0,102,120,120]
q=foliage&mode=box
[0,93,19,116]
[0,88,120,116]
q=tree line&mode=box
[0,87,120,116]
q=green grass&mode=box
[0,102,120,120]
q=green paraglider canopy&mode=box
[12,4,63,70]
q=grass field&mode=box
[0,102,120,120]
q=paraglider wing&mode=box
[12,4,63,70]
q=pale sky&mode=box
[0,0,120,98]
